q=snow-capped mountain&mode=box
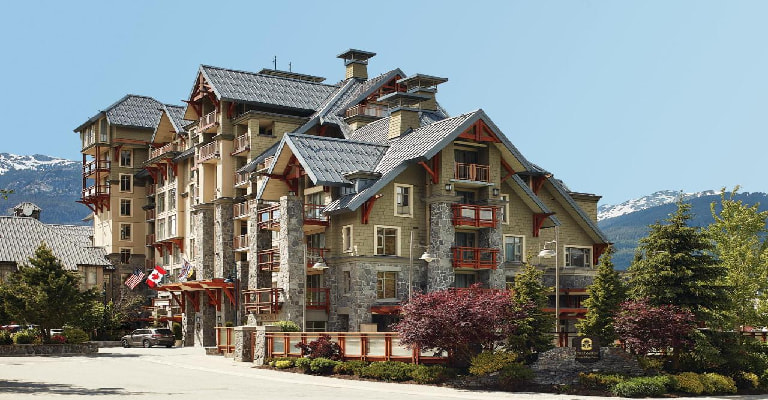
[0,153,78,175]
[598,189,718,221]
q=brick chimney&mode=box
[397,74,448,111]
[378,92,430,140]
[337,49,376,80]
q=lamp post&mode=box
[303,244,329,331]
[224,268,239,327]
[408,227,437,300]
[538,226,560,344]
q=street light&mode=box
[538,226,560,342]
[409,227,437,299]
[303,244,330,331]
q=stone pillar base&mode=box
[234,326,258,362]
[252,325,281,366]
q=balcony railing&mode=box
[198,111,218,132]
[306,288,330,313]
[82,159,110,177]
[81,131,108,149]
[244,288,283,314]
[146,184,156,197]
[451,204,499,228]
[233,202,249,219]
[145,209,156,221]
[262,156,275,170]
[307,248,329,270]
[454,163,490,182]
[146,234,156,246]
[232,134,249,155]
[150,142,178,159]
[344,103,388,119]
[233,234,249,251]
[82,184,110,199]
[234,171,250,187]
[257,204,280,230]
[451,246,500,269]
[198,141,219,163]
[257,248,280,272]
[304,203,328,225]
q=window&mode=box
[394,184,412,217]
[120,248,131,264]
[173,246,180,264]
[157,219,165,240]
[342,225,353,253]
[565,246,592,268]
[504,235,524,263]
[499,194,509,224]
[454,273,477,288]
[119,174,132,192]
[120,199,132,217]
[343,271,351,294]
[376,271,397,299]
[120,149,132,167]
[375,226,400,256]
[168,188,176,210]
[189,238,196,260]
[119,223,132,240]
[157,193,165,213]
[86,270,97,288]
[168,215,177,237]
[305,321,326,332]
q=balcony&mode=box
[198,111,218,133]
[233,234,249,251]
[306,288,330,313]
[234,171,250,187]
[150,142,179,160]
[344,103,388,119]
[145,209,156,221]
[244,288,283,314]
[451,247,500,269]
[81,131,109,151]
[451,204,499,228]
[82,159,110,177]
[257,204,280,231]
[232,134,249,155]
[82,184,110,199]
[146,184,156,197]
[146,234,156,246]
[197,141,219,164]
[454,163,490,182]
[233,201,249,219]
[303,204,328,226]
[257,248,280,272]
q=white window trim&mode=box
[118,173,133,193]
[119,149,133,167]
[564,245,592,268]
[503,234,525,263]
[374,225,401,256]
[118,222,132,241]
[342,225,354,253]
[393,183,414,218]
[119,198,132,217]
[500,194,510,225]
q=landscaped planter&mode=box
[0,343,98,356]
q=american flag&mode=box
[124,269,145,290]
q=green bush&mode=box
[360,361,417,381]
[611,376,671,398]
[671,372,704,395]
[172,322,182,340]
[63,327,89,344]
[761,368,768,388]
[469,351,517,376]
[274,360,294,369]
[0,330,13,345]
[636,356,664,372]
[294,357,311,372]
[700,372,737,394]
[409,364,456,384]
[12,330,37,344]
[267,357,294,367]
[733,371,759,390]
[272,321,300,332]
[309,357,339,374]
[333,360,369,375]
[498,363,534,390]
[578,372,626,390]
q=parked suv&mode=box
[121,328,174,348]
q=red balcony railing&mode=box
[451,204,499,228]
[304,203,328,225]
[82,184,110,199]
[234,171,250,187]
[454,163,490,182]
[146,234,156,246]
[306,288,330,313]
[82,159,110,177]
[344,103,388,119]
[145,209,156,221]
[150,142,178,159]
[234,234,249,251]
[198,141,219,163]
[257,204,280,230]
[232,134,249,155]
[257,248,280,272]
[244,288,283,314]
[451,247,500,269]
[199,110,218,132]
[233,202,249,219]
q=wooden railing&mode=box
[234,234,249,250]
[257,204,280,230]
[233,202,249,219]
[451,204,498,228]
[304,203,328,225]
[307,247,329,269]
[234,171,250,187]
[262,156,275,170]
[145,209,155,221]
[146,184,156,196]
[199,111,218,132]
[306,288,330,313]
[262,332,447,364]
[243,288,283,314]
[741,331,768,343]
[344,103,388,119]
[451,247,500,269]
[82,159,110,177]
[257,248,280,272]
[198,141,219,163]
[215,327,235,354]
[454,163,490,182]
[82,184,110,198]
[150,142,178,159]
[232,134,249,155]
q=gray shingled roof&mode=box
[74,95,164,132]
[200,65,339,112]
[0,217,110,270]
[239,142,281,173]
[546,178,608,242]
[165,104,190,134]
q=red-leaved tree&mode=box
[614,298,696,365]
[394,284,529,366]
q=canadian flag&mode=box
[146,266,167,288]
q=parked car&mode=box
[121,328,174,348]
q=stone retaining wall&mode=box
[530,347,645,385]
[0,343,99,356]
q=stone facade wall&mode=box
[234,325,257,362]
[276,195,304,328]
[530,347,645,385]
[427,198,457,291]
[252,325,280,366]
[192,204,215,279]
[0,343,98,356]
[213,197,234,279]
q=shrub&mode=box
[0,330,13,345]
[409,364,456,384]
[295,334,341,360]
[333,360,369,375]
[49,334,67,344]
[12,330,37,344]
[172,322,182,340]
[267,357,294,367]
[498,363,533,390]
[578,372,626,390]
[272,321,300,332]
[360,361,417,381]
[610,376,670,398]
[294,357,311,372]
[636,356,664,372]
[733,371,759,390]
[310,357,339,374]
[63,327,89,344]
[671,372,704,395]
[700,372,737,394]
[469,351,517,376]
[274,360,293,369]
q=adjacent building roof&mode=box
[74,94,164,132]
[0,217,110,270]
[165,104,189,134]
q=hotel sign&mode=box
[573,336,600,363]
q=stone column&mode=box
[234,325,258,362]
[252,325,280,366]
[214,197,234,279]
[192,203,215,279]
[182,297,196,346]
[276,195,304,328]
[198,295,217,347]
[478,199,505,289]
[426,195,459,291]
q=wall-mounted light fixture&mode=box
[445,183,453,192]
[492,188,500,196]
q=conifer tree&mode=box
[577,246,626,345]
[627,199,731,328]
[507,263,555,358]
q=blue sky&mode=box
[2,1,766,205]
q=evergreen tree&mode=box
[507,263,555,358]
[0,244,98,338]
[577,246,626,345]
[708,187,768,327]
[627,199,731,328]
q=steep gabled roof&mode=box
[74,94,164,132]
[152,104,190,143]
[545,178,608,242]
[198,65,339,112]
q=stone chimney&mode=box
[378,92,430,140]
[397,74,448,111]
[337,49,376,80]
